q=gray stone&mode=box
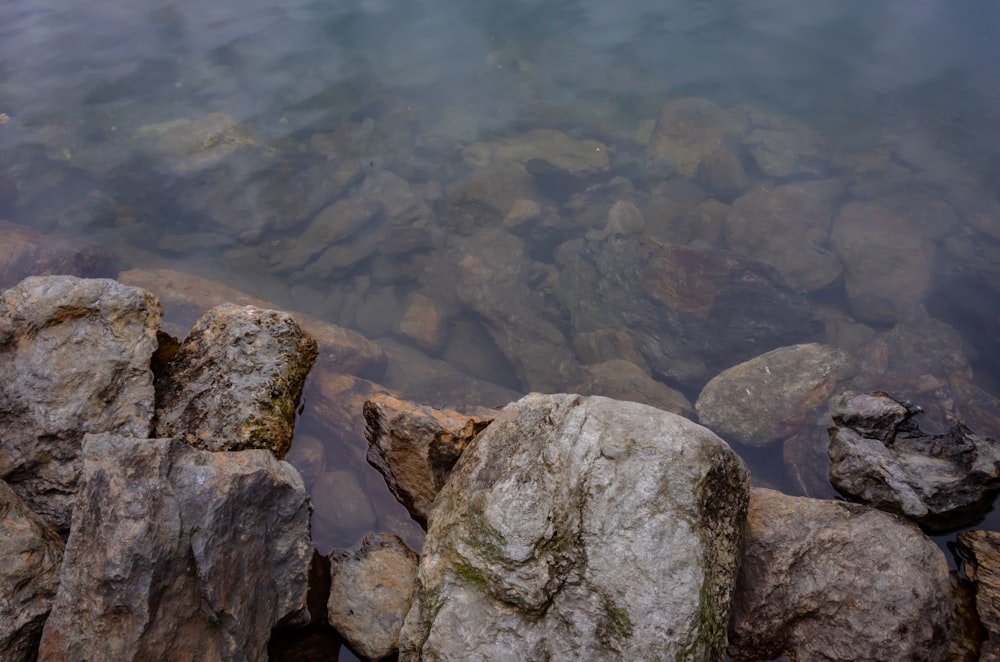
[729,488,953,661]
[364,394,493,528]
[956,530,1000,661]
[725,179,845,292]
[38,434,312,662]
[744,125,829,179]
[553,234,823,390]
[478,129,610,178]
[269,197,384,273]
[154,304,318,459]
[695,343,854,447]
[399,393,749,661]
[328,534,419,660]
[643,97,748,178]
[695,147,750,202]
[827,391,1000,532]
[576,359,694,419]
[0,480,64,662]
[0,275,160,532]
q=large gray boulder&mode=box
[399,393,749,661]
[0,480,64,662]
[729,488,953,661]
[154,304,318,459]
[0,275,161,532]
[827,391,1000,532]
[38,433,313,662]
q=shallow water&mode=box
[2,0,1000,652]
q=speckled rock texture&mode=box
[38,433,312,662]
[957,530,1000,661]
[0,275,160,533]
[729,488,953,662]
[154,303,317,458]
[0,480,64,662]
[399,393,749,661]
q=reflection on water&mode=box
[3,0,1000,584]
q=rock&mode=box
[695,147,750,202]
[153,304,318,459]
[957,530,1000,660]
[575,359,694,419]
[310,470,377,547]
[328,534,419,660]
[827,391,1000,532]
[0,275,160,532]
[149,112,265,176]
[269,197,384,273]
[0,219,119,289]
[455,229,584,392]
[363,394,493,527]
[744,123,829,179]
[443,160,539,233]
[831,199,935,324]
[554,234,823,390]
[695,343,854,447]
[571,328,650,370]
[728,488,953,662]
[396,292,446,354]
[725,179,845,292]
[480,129,610,178]
[399,393,749,661]
[38,433,312,662]
[117,268,387,378]
[603,200,645,235]
[644,97,748,178]
[0,480,64,662]
[283,433,325,489]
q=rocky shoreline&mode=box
[0,272,998,661]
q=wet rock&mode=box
[310,470,377,546]
[603,200,645,235]
[554,234,823,390]
[957,530,1000,660]
[153,304,318,459]
[399,393,749,661]
[307,369,397,452]
[695,147,750,201]
[643,97,749,178]
[443,160,539,233]
[467,128,610,178]
[357,169,431,226]
[827,391,1000,532]
[831,199,935,324]
[270,197,384,273]
[0,170,18,215]
[455,229,584,392]
[725,179,845,292]
[284,434,325,490]
[328,534,419,660]
[0,480,64,662]
[575,359,694,419]
[572,328,650,370]
[38,434,312,662]
[363,394,493,527]
[0,275,160,532]
[728,488,953,662]
[147,112,265,176]
[695,343,854,447]
[0,219,119,289]
[118,268,387,379]
[743,113,830,179]
[395,292,446,354]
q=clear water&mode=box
[2,0,1000,653]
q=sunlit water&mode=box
[2,0,1000,656]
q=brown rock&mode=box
[364,394,493,527]
[725,179,845,292]
[0,275,160,532]
[575,359,694,419]
[487,128,610,178]
[269,197,384,273]
[328,534,419,660]
[38,434,312,662]
[154,304,318,458]
[729,488,954,661]
[396,292,445,354]
[696,147,750,201]
[0,480,64,662]
[118,268,387,378]
[0,219,118,290]
[644,97,749,177]
[310,470,377,547]
[957,530,1000,660]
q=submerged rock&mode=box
[38,433,312,662]
[696,343,853,447]
[743,115,829,179]
[0,480,64,662]
[399,393,749,661]
[555,234,823,390]
[328,533,419,660]
[728,488,953,661]
[0,219,118,289]
[364,394,493,528]
[154,304,318,459]
[643,97,748,178]
[827,391,1000,532]
[0,275,160,532]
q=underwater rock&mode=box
[695,146,750,202]
[643,97,748,178]
[0,219,119,290]
[827,391,1000,532]
[743,117,829,179]
[399,393,749,661]
[728,488,953,662]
